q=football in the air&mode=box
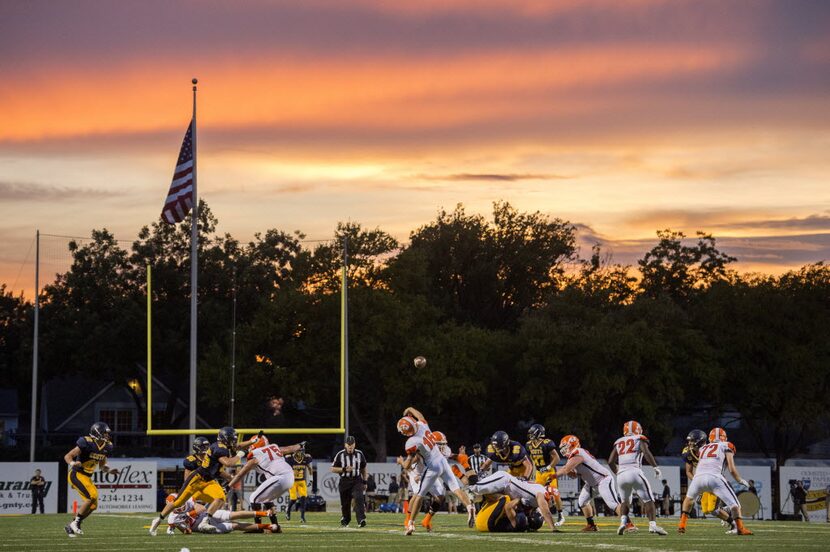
[413,356,427,368]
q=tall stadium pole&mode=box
[343,236,349,437]
[189,78,199,442]
[230,267,237,426]
[29,230,40,461]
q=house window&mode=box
[99,409,134,433]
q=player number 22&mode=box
[616,439,637,454]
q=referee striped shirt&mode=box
[332,448,367,478]
[469,452,489,475]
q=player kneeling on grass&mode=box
[554,435,626,533]
[469,471,559,532]
[678,428,752,536]
[64,422,119,537]
[164,494,279,534]
[607,420,667,536]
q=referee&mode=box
[332,435,368,527]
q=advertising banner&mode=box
[65,460,157,513]
[734,465,772,520]
[779,466,830,522]
[0,462,59,514]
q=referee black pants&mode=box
[339,478,366,524]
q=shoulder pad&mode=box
[726,442,736,453]
[640,435,649,442]
[486,444,495,453]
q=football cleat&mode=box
[677,526,686,534]
[149,516,162,536]
[198,516,218,533]
[555,512,566,527]
[582,524,598,532]
[649,524,668,536]
[166,525,175,535]
[624,522,638,533]
[420,518,432,532]
[358,519,366,528]
[617,522,626,536]
[269,523,282,533]
[68,519,82,535]
[64,524,76,538]
[405,521,415,535]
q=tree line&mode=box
[1,201,828,470]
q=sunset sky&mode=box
[2,0,829,295]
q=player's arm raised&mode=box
[402,406,426,423]
[279,441,308,455]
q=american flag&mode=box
[161,121,194,224]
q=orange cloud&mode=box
[0,44,746,142]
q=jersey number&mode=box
[615,439,637,454]
[423,431,436,450]
[262,445,283,460]
[699,444,718,458]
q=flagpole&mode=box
[189,78,199,441]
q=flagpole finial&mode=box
[192,78,198,91]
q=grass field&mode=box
[1,512,827,551]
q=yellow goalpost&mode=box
[145,263,347,436]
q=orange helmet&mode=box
[247,435,269,459]
[397,417,417,437]
[559,435,580,456]
[432,431,447,445]
[623,420,643,436]
[709,428,728,443]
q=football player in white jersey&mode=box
[164,494,279,534]
[226,435,307,531]
[554,434,624,532]
[397,406,476,535]
[607,420,667,536]
[468,470,559,531]
[678,428,752,536]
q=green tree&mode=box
[395,202,576,329]
[638,230,736,302]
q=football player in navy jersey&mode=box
[150,426,242,535]
[526,424,565,526]
[480,431,533,479]
[63,422,118,537]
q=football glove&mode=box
[739,479,749,488]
